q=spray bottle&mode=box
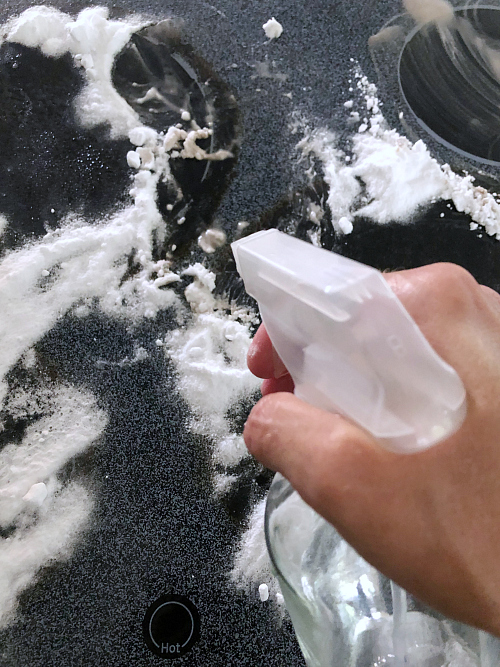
[232,229,498,667]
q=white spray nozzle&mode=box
[232,229,466,454]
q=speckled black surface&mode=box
[1,1,500,666]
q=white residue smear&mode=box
[403,0,454,26]
[0,483,92,628]
[0,386,105,526]
[0,383,107,627]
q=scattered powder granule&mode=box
[263,17,283,40]
[129,126,157,147]
[126,150,141,169]
[198,228,227,253]
[163,126,187,152]
[338,216,353,234]
[258,583,269,602]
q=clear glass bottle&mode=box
[265,473,499,667]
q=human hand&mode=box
[244,263,500,636]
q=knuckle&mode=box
[250,392,280,424]
[425,263,477,296]
[407,263,479,320]
[425,263,478,316]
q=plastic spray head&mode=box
[232,229,466,454]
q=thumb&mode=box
[243,392,397,525]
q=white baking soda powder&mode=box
[0,3,499,634]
